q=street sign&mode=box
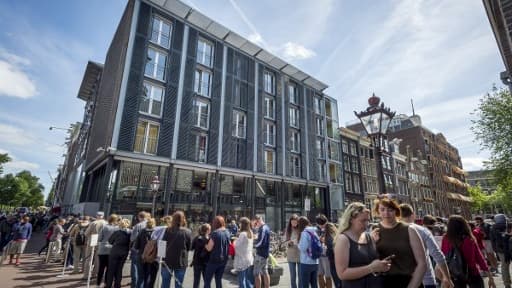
[157,240,167,258]
[90,234,98,247]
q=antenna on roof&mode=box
[411,99,415,116]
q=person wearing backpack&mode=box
[134,218,157,288]
[297,216,320,288]
[490,214,509,288]
[441,215,496,288]
[191,223,211,288]
[69,216,90,273]
[97,214,120,287]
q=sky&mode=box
[0,0,505,197]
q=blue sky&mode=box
[0,0,504,197]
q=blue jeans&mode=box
[300,263,318,288]
[238,267,254,288]
[161,267,186,288]
[130,252,143,288]
[289,262,300,288]
[204,261,227,288]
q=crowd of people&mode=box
[1,198,512,288]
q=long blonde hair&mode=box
[239,217,253,239]
[338,202,369,233]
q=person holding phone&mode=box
[374,196,427,288]
[285,214,300,288]
[334,202,391,288]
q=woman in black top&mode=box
[134,218,156,288]
[191,223,211,288]
[106,218,132,288]
[204,215,231,288]
[162,211,192,288]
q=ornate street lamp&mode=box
[354,93,396,194]
[150,175,161,216]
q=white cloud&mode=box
[0,149,40,173]
[461,157,487,171]
[0,50,37,99]
[247,32,265,47]
[279,42,316,61]
[0,123,36,146]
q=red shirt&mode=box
[441,235,489,276]
[472,228,485,250]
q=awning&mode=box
[446,192,472,202]
[453,166,468,175]
[443,175,469,188]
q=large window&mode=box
[134,120,159,154]
[194,69,212,97]
[316,139,325,158]
[145,47,167,81]
[192,99,209,129]
[328,140,340,161]
[264,150,275,174]
[232,110,246,138]
[288,83,298,104]
[263,122,275,146]
[316,118,324,136]
[263,97,275,119]
[290,155,301,177]
[140,81,164,117]
[290,131,300,152]
[289,107,299,128]
[263,70,275,95]
[194,134,207,163]
[345,174,353,192]
[197,38,214,68]
[329,163,342,183]
[150,16,171,49]
[318,161,326,181]
[353,175,361,194]
[314,96,322,114]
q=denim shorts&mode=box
[253,255,268,275]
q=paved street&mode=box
[0,231,508,287]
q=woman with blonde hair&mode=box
[374,197,426,288]
[234,217,254,288]
[334,202,390,288]
[97,214,119,286]
[106,218,131,288]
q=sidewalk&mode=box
[0,231,291,288]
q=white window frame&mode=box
[316,139,325,159]
[290,131,300,153]
[288,83,298,104]
[314,96,322,114]
[195,134,208,163]
[232,110,246,139]
[263,70,275,95]
[145,47,167,81]
[263,122,275,147]
[150,16,172,49]
[140,81,164,117]
[263,96,275,120]
[289,107,300,128]
[316,118,324,136]
[134,120,160,155]
[197,38,214,68]
[194,68,212,97]
[318,161,326,181]
[264,149,275,174]
[290,155,301,178]
[192,99,210,129]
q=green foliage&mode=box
[468,185,491,213]
[0,153,11,175]
[0,170,45,208]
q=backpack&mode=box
[142,239,158,263]
[446,245,469,283]
[75,225,87,246]
[305,230,323,260]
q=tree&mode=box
[0,170,45,208]
[0,153,11,175]
[468,185,491,214]
[471,86,512,183]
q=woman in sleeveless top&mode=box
[374,197,426,288]
[334,202,391,288]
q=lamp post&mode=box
[354,93,395,195]
[150,176,161,216]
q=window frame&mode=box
[263,70,275,95]
[264,149,275,174]
[263,96,275,120]
[194,68,212,97]
[290,130,301,153]
[290,155,301,178]
[288,83,298,105]
[140,81,165,118]
[134,119,160,155]
[263,121,275,147]
[192,98,210,129]
[289,107,300,128]
[194,134,208,163]
[196,38,214,68]
[150,15,172,49]
[144,46,168,81]
[232,110,247,139]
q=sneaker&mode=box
[67,265,74,269]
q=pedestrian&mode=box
[334,202,389,288]
[253,215,271,288]
[161,211,192,288]
[49,218,66,262]
[297,216,320,288]
[399,203,454,288]
[97,214,120,287]
[38,219,55,256]
[83,211,107,280]
[374,196,426,288]
[191,223,211,288]
[441,215,496,288]
[323,220,340,288]
[0,216,14,251]
[134,218,157,288]
[69,216,90,273]
[7,215,32,266]
[234,217,254,288]
[474,216,498,273]
[490,213,509,287]
[204,215,231,288]
[228,219,239,237]
[105,218,132,288]
[130,211,150,288]
[316,214,334,288]
[285,214,300,288]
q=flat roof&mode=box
[144,0,329,92]
[77,61,103,101]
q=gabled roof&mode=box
[144,0,328,92]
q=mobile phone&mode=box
[384,254,396,261]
